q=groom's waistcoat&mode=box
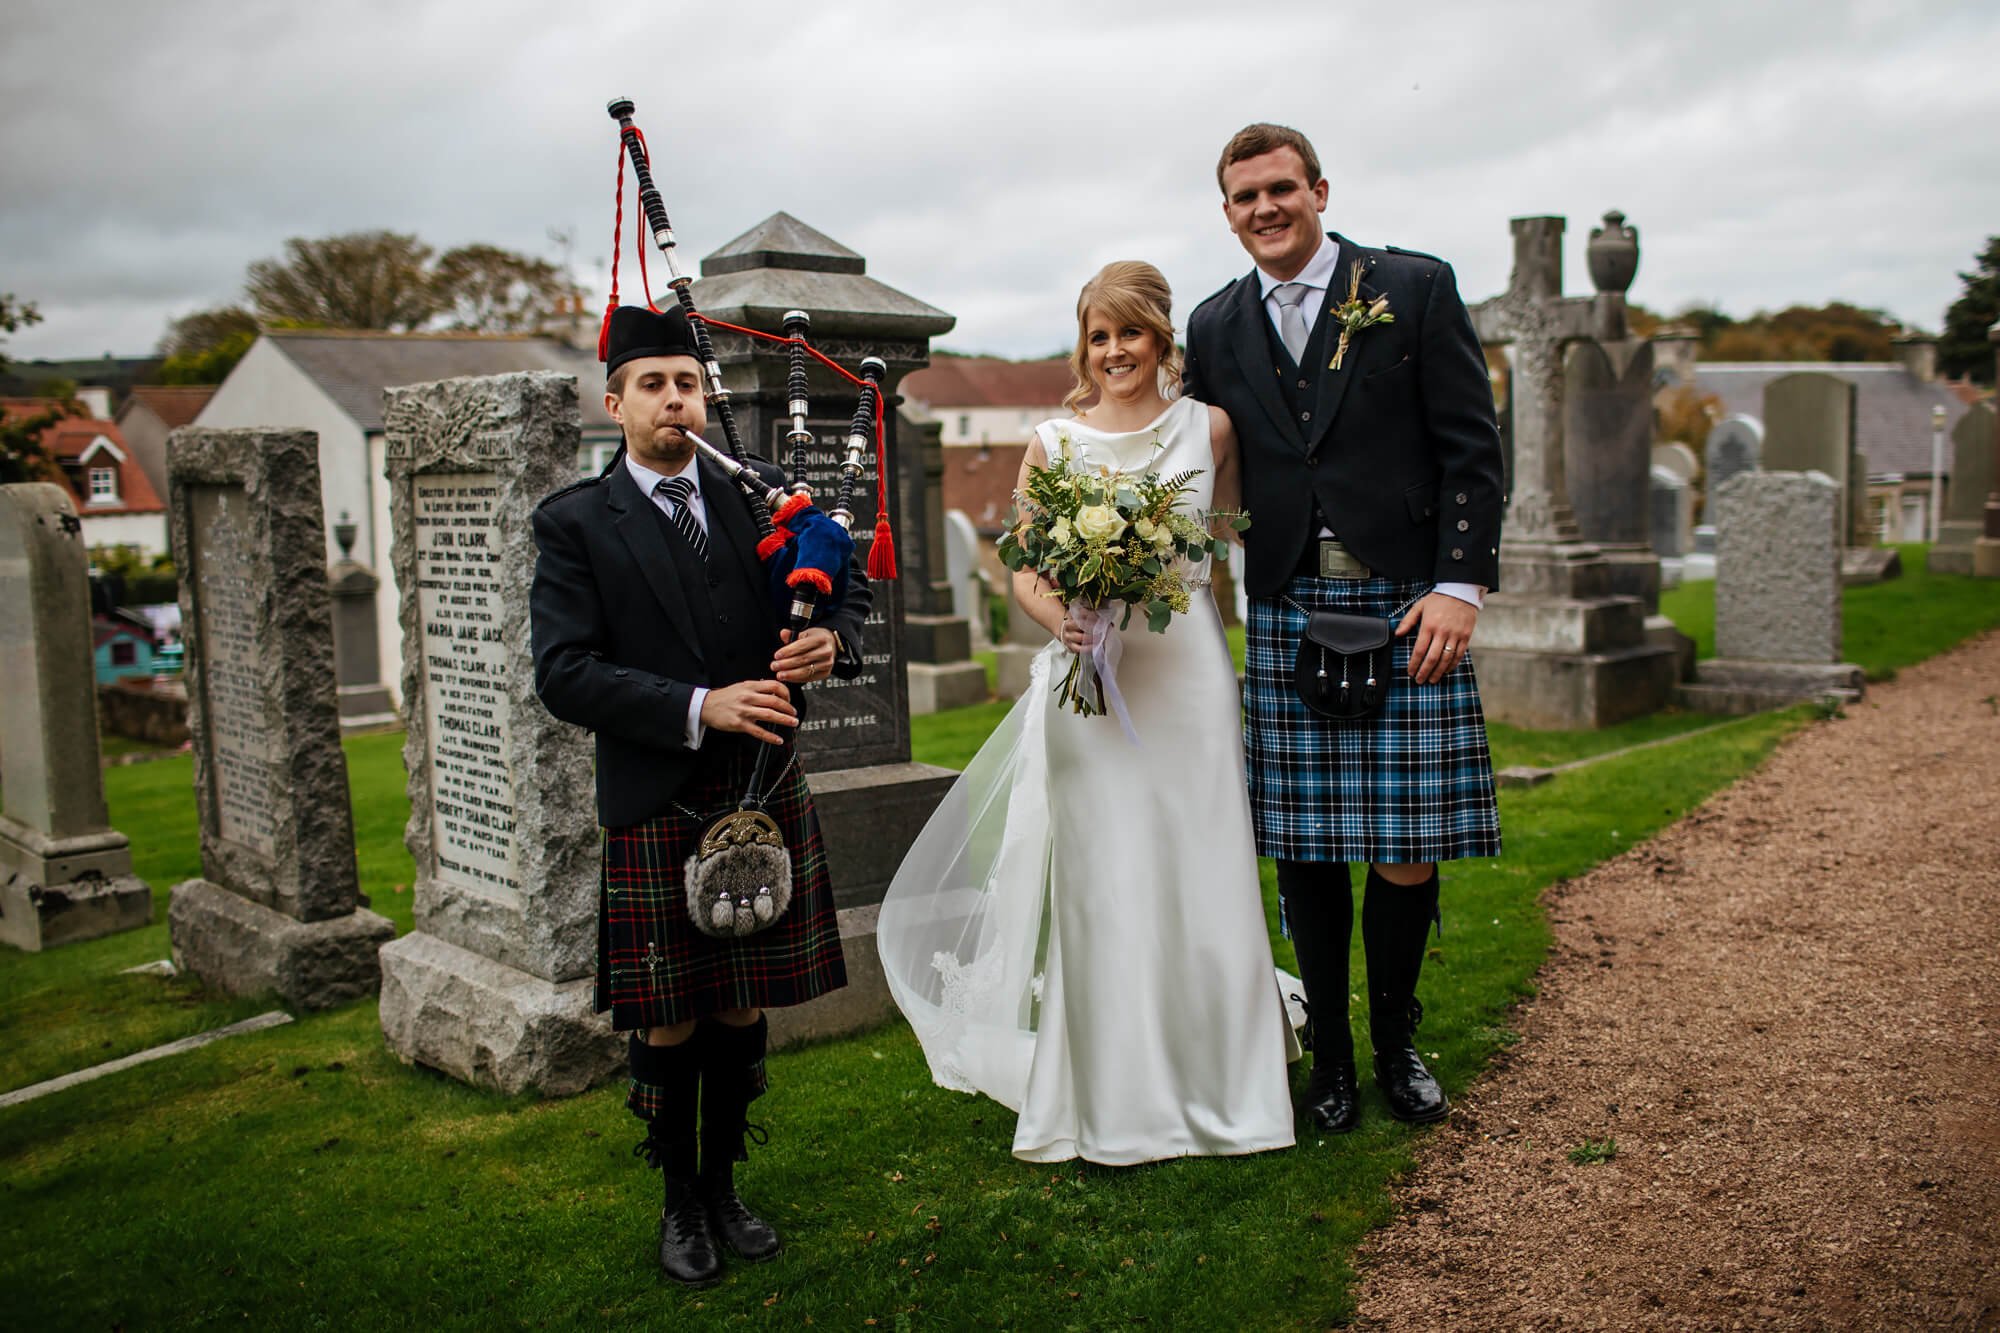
[1183,234,1506,598]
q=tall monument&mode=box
[1468,215,1678,729]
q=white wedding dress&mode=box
[878,395,1296,1164]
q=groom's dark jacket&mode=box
[529,450,870,828]
[1184,232,1505,597]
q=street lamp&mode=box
[1930,404,1947,545]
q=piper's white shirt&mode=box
[1253,234,1484,611]
[625,451,711,747]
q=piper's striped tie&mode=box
[656,476,707,562]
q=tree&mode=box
[1655,384,1722,449]
[432,245,573,333]
[0,293,69,484]
[245,230,441,331]
[159,305,259,359]
[1938,235,2000,385]
[1681,301,1898,362]
[154,305,260,384]
[1,291,39,371]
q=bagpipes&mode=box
[602,97,896,938]
[603,97,896,634]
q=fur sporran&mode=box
[684,808,793,939]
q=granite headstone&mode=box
[1683,469,1863,712]
[1650,442,1699,486]
[1564,334,1660,610]
[164,429,393,1005]
[1704,415,1763,496]
[1649,465,1690,559]
[0,484,153,951]
[375,372,617,1096]
[1931,402,1995,576]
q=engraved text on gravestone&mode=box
[415,474,521,898]
[190,485,278,858]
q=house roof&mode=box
[43,418,166,514]
[940,442,1029,535]
[121,385,216,429]
[1692,363,1973,478]
[903,357,1074,412]
[1,395,70,424]
[262,331,619,433]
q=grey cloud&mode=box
[3,0,1996,364]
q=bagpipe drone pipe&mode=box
[602,97,897,642]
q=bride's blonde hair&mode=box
[1063,261,1184,414]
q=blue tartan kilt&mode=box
[597,738,846,1030]
[1244,575,1501,864]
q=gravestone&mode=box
[1979,322,2000,579]
[0,485,152,951]
[1651,442,1698,486]
[327,512,397,729]
[1930,402,1995,575]
[691,212,983,722]
[1649,465,1690,559]
[164,430,393,1005]
[689,216,989,1046]
[942,508,988,648]
[374,373,616,1095]
[690,214,976,904]
[1705,415,1763,496]
[1564,323,1659,610]
[1680,470,1863,713]
[1468,213,1677,728]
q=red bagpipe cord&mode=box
[600,135,896,580]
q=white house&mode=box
[195,330,620,709]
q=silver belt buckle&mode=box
[1317,539,1370,580]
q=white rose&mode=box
[1133,517,1158,541]
[1075,505,1126,544]
[1050,516,1075,547]
[1152,525,1175,553]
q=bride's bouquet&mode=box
[997,441,1248,720]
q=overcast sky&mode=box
[4,0,1997,364]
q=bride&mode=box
[878,261,1296,1164]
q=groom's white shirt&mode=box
[1253,234,1484,609]
[1256,233,1342,338]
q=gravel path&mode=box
[1354,631,2000,1331]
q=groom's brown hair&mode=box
[1216,123,1322,192]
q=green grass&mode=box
[7,558,1986,1327]
[0,732,415,1096]
[1567,1137,1619,1166]
[3,704,1809,1328]
[1659,543,2000,679]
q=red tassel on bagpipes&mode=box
[867,410,897,578]
[868,514,898,580]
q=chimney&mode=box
[1892,330,1937,383]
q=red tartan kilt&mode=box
[598,739,846,1029]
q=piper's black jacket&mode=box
[529,452,870,828]
[1184,233,1505,596]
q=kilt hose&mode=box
[599,736,846,1036]
[1244,573,1501,864]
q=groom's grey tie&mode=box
[1273,283,1312,365]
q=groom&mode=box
[1184,123,1504,1131]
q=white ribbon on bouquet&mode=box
[1066,601,1140,747]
